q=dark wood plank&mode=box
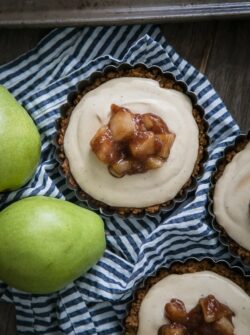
[162,20,250,132]
[161,21,217,71]
[204,20,250,132]
[0,303,17,335]
[0,28,49,65]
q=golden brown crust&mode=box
[211,137,250,265]
[124,259,250,335]
[56,66,208,216]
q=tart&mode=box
[55,64,208,216]
[124,259,250,335]
[209,132,250,265]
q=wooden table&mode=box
[0,19,249,334]
[0,303,16,335]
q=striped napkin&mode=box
[0,24,244,335]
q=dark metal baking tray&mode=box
[0,0,250,27]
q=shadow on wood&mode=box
[0,303,17,335]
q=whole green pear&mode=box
[0,196,106,294]
[0,86,41,192]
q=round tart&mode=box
[208,132,250,266]
[124,259,250,335]
[55,64,208,216]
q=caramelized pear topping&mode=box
[158,295,235,335]
[90,104,175,177]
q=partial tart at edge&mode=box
[124,258,250,335]
[208,131,250,266]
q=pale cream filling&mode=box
[64,77,199,207]
[138,271,250,335]
[214,142,250,251]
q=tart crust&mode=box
[56,65,208,216]
[124,259,250,335]
[210,135,250,265]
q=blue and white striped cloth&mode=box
[0,25,246,334]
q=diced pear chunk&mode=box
[214,317,234,335]
[90,126,120,165]
[156,133,175,159]
[109,160,131,177]
[158,323,187,335]
[129,132,155,159]
[145,157,163,170]
[165,299,188,323]
[109,104,136,141]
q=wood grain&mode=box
[161,21,217,72]
[0,303,17,335]
[204,20,250,132]
[161,20,250,132]
[0,28,49,64]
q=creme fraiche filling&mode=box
[138,271,250,335]
[213,142,250,251]
[64,77,199,208]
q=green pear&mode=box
[0,196,106,294]
[0,86,41,192]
